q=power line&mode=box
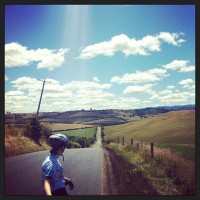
[6,53,46,80]
[6,53,52,116]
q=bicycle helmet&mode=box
[49,134,69,149]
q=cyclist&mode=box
[42,133,74,196]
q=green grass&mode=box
[56,127,96,139]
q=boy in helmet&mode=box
[42,134,74,196]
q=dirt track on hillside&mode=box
[103,147,159,195]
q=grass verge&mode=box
[5,126,51,158]
[107,143,195,195]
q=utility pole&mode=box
[36,79,46,119]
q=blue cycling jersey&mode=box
[42,153,65,192]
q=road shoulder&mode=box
[103,147,159,195]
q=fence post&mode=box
[122,137,124,146]
[117,137,119,144]
[136,143,140,150]
[150,143,154,158]
[131,138,133,146]
[141,139,143,148]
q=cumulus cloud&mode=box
[123,84,156,94]
[6,91,25,96]
[5,77,115,113]
[93,77,99,82]
[167,85,175,89]
[78,32,185,59]
[11,77,42,92]
[149,89,194,105]
[5,42,70,71]
[158,92,194,104]
[163,60,195,72]
[157,32,185,46]
[179,79,195,89]
[111,68,168,84]
[64,80,112,91]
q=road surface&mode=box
[5,127,104,195]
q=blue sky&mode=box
[5,5,195,113]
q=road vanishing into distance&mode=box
[5,127,104,195]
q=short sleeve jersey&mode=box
[42,153,65,192]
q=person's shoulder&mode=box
[42,154,54,165]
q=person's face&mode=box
[61,146,65,153]
[58,142,69,155]
[65,142,70,149]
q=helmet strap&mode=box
[61,154,64,161]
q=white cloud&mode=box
[5,42,70,71]
[163,60,195,73]
[93,77,99,82]
[110,97,141,109]
[159,90,172,95]
[123,84,156,95]
[150,93,159,100]
[78,32,185,59]
[6,91,25,96]
[179,79,195,89]
[11,77,42,92]
[64,80,112,91]
[167,85,175,89]
[111,68,168,84]
[158,92,194,104]
[157,32,185,46]
[179,79,194,85]
[5,77,115,113]
[149,89,194,105]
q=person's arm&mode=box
[44,178,52,196]
[64,177,74,190]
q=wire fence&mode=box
[108,136,155,158]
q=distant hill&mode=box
[38,110,131,125]
[123,104,195,116]
[104,110,195,145]
[5,104,195,127]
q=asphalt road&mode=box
[5,127,104,195]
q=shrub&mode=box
[77,137,87,148]
[24,117,42,142]
[41,124,53,138]
[67,141,81,148]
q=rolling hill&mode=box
[104,110,195,145]
[5,105,195,128]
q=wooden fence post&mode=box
[136,143,140,150]
[141,139,143,148]
[117,137,119,144]
[122,137,124,146]
[131,138,133,146]
[150,143,154,158]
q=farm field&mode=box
[55,127,97,139]
[41,122,95,131]
[84,117,127,125]
[104,110,195,195]
[104,110,195,145]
